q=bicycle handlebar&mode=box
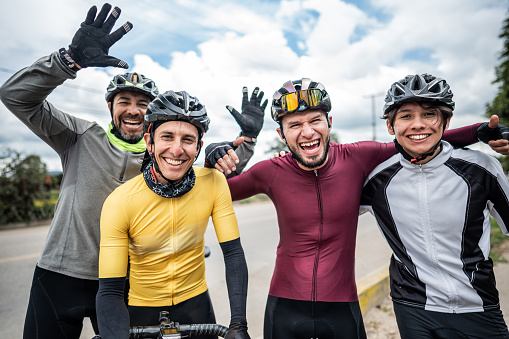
[127,311,228,338]
[129,323,228,338]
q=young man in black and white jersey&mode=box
[361,73,509,339]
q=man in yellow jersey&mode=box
[97,90,251,339]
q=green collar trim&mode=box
[106,123,146,153]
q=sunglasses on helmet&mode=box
[279,89,324,113]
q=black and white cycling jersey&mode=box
[360,141,509,314]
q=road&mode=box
[0,200,392,339]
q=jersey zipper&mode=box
[312,169,324,301]
[418,163,458,311]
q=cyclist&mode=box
[0,4,260,338]
[97,90,250,339]
[0,4,157,337]
[205,78,509,339]
[360,74,509,338]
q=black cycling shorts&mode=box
[129,291,217,339]
[23,265,100,339]
[394,302,509,339]
[263,294,367,339]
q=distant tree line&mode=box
[486,10,509,173]
[0,149,60,224]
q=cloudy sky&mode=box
[0,0,506,171]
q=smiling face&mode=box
[108,91,152,142]
[277,109,332,171]
[388,102,450,163]
[144,120,203,184]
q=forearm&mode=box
[220,238,248,323]
[96,277,130,339]
[227,140,255,178]
[0,52,76,113]
[443,123,482,147]
[0,52,82,146]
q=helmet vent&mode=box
[428,82,440,93]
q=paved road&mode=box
[0,200,392,339]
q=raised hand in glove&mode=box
[225,321,250,339]
[477,114,509,155]
[65,3,132,69]
[227,87,268,139]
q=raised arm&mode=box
[0,3,133,154]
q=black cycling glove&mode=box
[205,141,236,167]
[225,321,250,339]
[477,122,509,143]
[227,87,268,138]
[66,3,132,69]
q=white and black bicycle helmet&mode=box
[383,73,455,117]
[144,90,210,136]
[271,78,331,122]
[105,72,159,102]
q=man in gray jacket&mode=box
[0,4,261,338]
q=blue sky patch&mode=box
[402,48,435,63]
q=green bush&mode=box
[0,149,52,224]
[490,217,508,263]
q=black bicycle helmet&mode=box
[144,90,210,136]
[383,73,455,116]
[105,72,159,102]
[271,78,331,122]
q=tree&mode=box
[486,10,509,171]
[0,149,53,224]
[265,131,340,155]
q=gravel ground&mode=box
[364,294,400,339]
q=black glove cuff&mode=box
[476,122,500,143]
[58,48,80,72]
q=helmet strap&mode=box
[148,123,202,182]
[393,139,442,164]
[147,124,173,183]
[278,122,286,140]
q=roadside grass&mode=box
[34,189,59,208]
[490,217,508,263]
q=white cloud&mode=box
[0,0,506,171]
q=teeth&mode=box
[164,158,183,166]
[408,134,429,140]
[124,119,141,124]
[300,140,319,147]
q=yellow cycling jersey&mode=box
[99,167,240,307]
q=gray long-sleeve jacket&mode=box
[0,52,254,280]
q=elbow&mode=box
[0,80,15,109]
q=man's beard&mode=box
[112,122,144,144]
[287,135,330,170]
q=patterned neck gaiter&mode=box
[142,160,196,198]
